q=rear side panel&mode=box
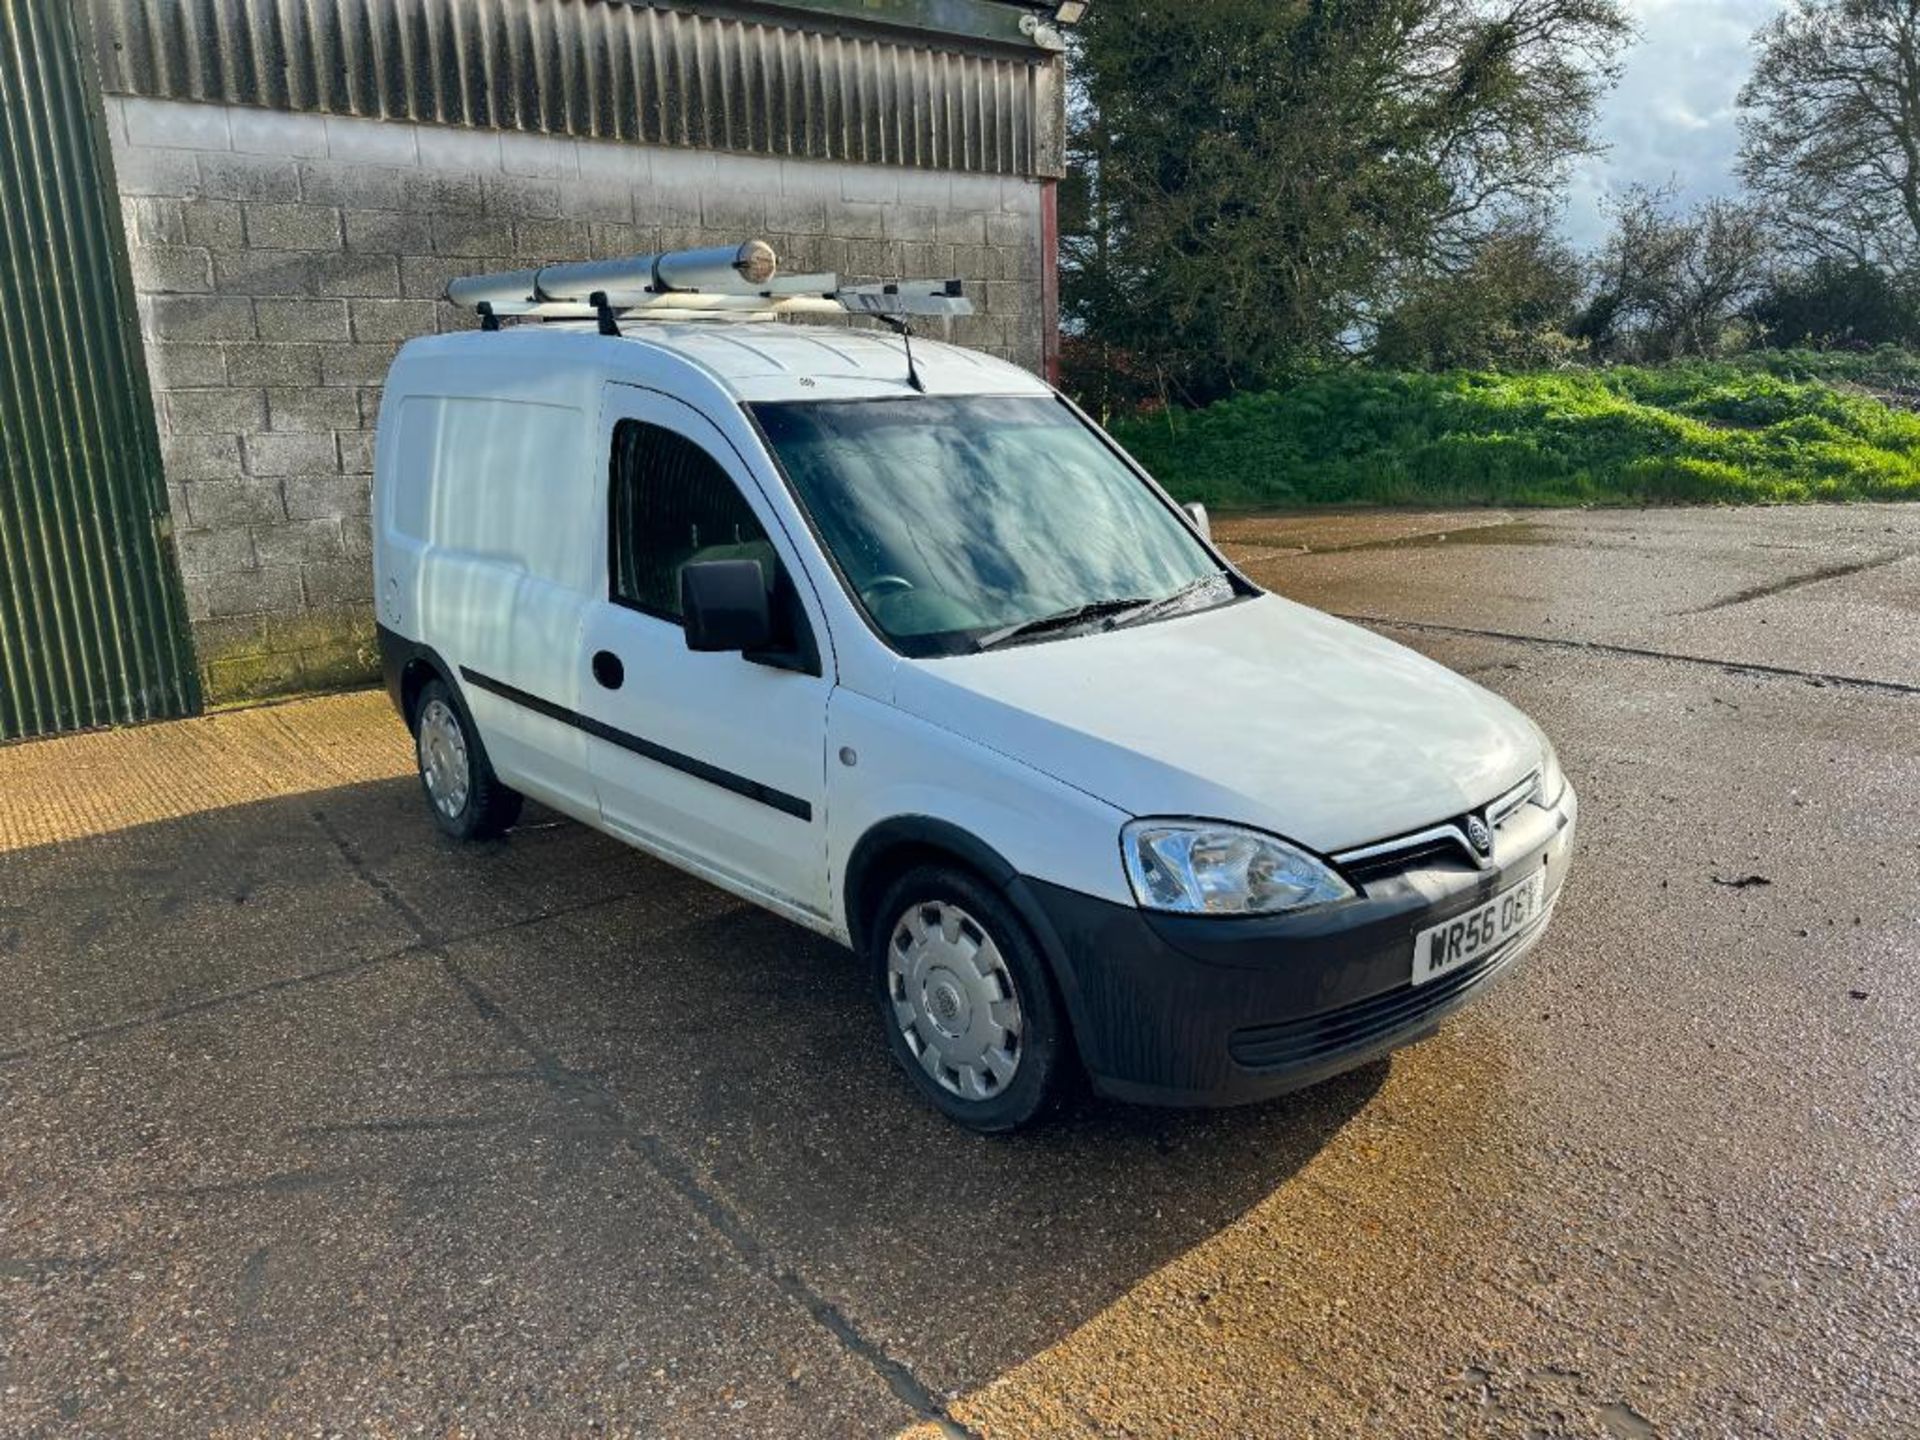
[373,352,602,815]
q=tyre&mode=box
[870,864,1063,1132]
[411,678,523,841]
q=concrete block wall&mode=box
[107,97,1047,704]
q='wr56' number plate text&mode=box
[1411,870,1547,986]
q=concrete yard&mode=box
[1,505,1916,1438]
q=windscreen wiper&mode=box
[1108,573,1233,631]
[975,596,1152,651]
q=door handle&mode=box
[591,650,625,690]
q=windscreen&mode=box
[750,396,1220,656]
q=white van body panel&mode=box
[889,593,1541,855]
[580,383,836,921]
[375,356,603,817]
[824,687,1136,925]
[606,322,1052,404]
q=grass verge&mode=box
[1107,359,1920,508]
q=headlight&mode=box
[1121,820,1355,916]
[1530,732,1566,808]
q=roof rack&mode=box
[445,239,973,328]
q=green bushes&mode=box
[1107,362,1920,508]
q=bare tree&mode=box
[1576,188,1771,359]
[1738,0,1920,273]
[1670,200,1775,353]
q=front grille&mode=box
[1331,772,1540,884]
[1340,836,1462,884]
[1227,906,1550,1071]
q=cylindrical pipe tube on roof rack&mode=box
[536,254,663,306]
[443,238,972,325]
[446,241,781,312]
[659,240,776,291]
[445,267,542,312]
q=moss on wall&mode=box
[199,606,379,706]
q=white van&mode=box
[373,245,1576,1131]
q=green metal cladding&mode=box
[0,0,200,740]
[85,0,1065,178]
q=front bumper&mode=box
[1021,786,1576,1107]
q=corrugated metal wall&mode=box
[0,0,201,741]
[87,0,1062,177]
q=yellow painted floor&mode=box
[0,689,411,854]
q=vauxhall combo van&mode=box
[374,243,1576,1131]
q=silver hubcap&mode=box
[888,900,1023,1101]
[417,698,470,819]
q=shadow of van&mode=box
[0,774,1383,1421]
[400,793,1387,1396]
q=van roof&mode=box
[397,320,1052,404]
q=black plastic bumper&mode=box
[1021,794,1576,1107]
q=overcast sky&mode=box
[1561,0,1786,249]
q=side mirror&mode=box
[1183,501,1212,541]
[680,560,773,653]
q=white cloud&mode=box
[1561,0,1788,248]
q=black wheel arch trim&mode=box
[377,626,511,792]
[377,624,458,731]
[841,815,1108,1076]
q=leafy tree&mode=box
[1372,219,1585,369]
[1754,261,1920,347]
[1574,188,1770,360]
[1738,0,1920,273]
[1062,0,1631,406]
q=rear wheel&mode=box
[413,678,522,841]
[870,864,1062,1132]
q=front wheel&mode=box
[413,678,522,841]
[870,865,1063,1132]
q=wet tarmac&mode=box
[1,505,1915,1438]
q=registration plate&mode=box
[1411,870,1548,986]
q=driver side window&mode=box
[609,419,778,621]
